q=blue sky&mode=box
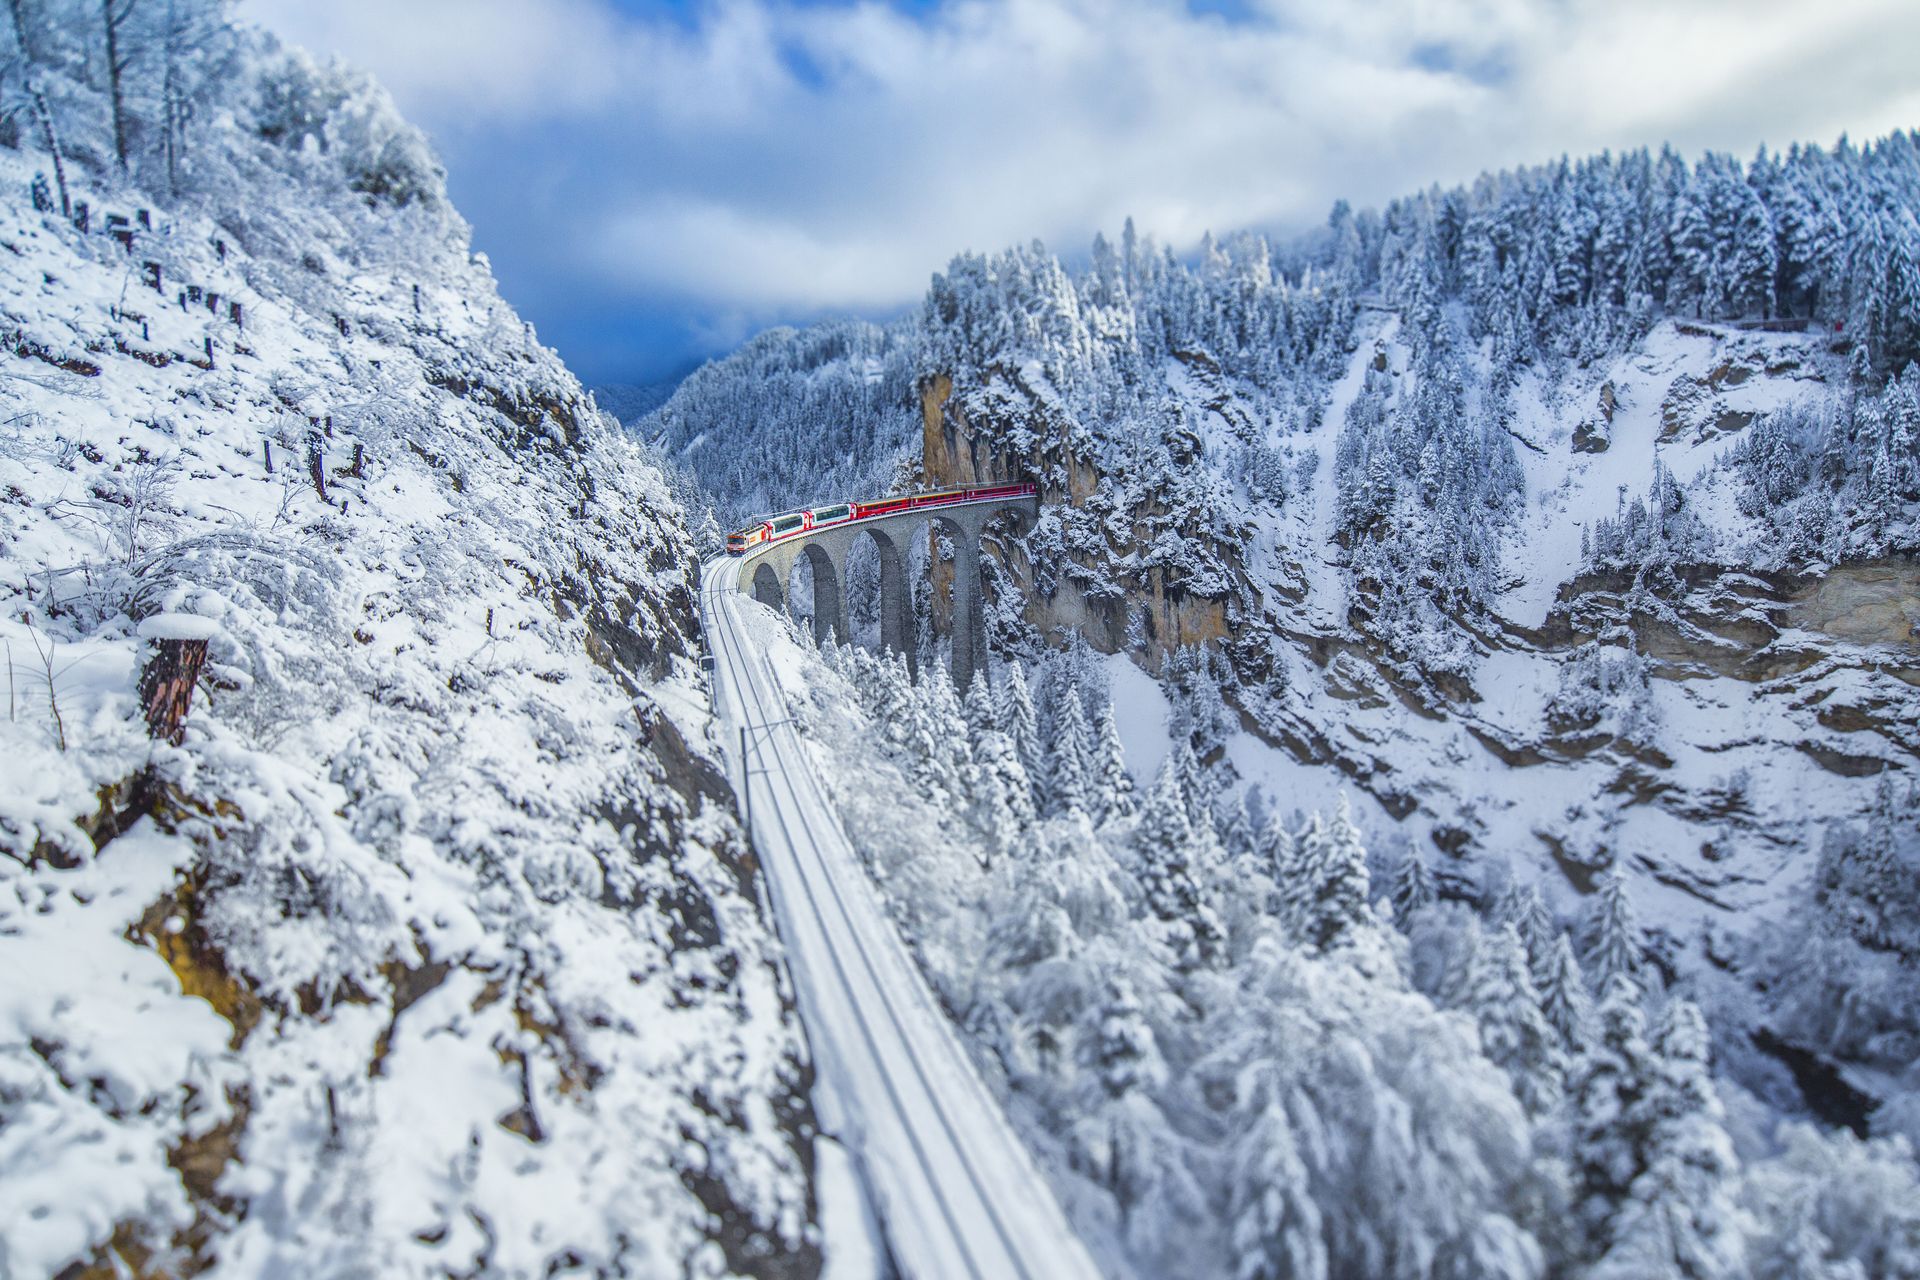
[246,0,1920,388]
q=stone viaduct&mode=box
[730,489,1038,690]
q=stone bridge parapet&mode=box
[731,489,1038,689]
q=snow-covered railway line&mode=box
[707,592,1014,1277]
[699,553,1102,1280]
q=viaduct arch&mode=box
[731,490,1038,690]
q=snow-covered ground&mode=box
[1496,322,1823,627]
[1180,318,1905,954]
[0,26,816,1275]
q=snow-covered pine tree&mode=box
[1518,892,1560,990]
[1259,807,1298,892]
[1538,931,1597,1056]
[1172,737,1216,836]
[1742,1210,1852,1280]
[1049,681,1094,818]
[1469,924,1566,1116]
[1132,759,1192,866]
[963,671,998,748]
[925,659,974,782]
[1741,1123,1920,1280]
[1391,849,1437,922]
[902,661,967,804]
[1588,999,1745,1280]
[984,842,1076,971]
[870,650,917,752]
[1218,831,1280,963]
[1226,1102,1329,1280]
[1569,974,1665,1257]
[1132,759,1226,969]
[1172,649,1238,767]
[999,660,1045,813]
[1493,879,1561,994]
[973,725,1037,833]
[1291,797,1373,952]
[1089,976,1163,1098]
[1814,773,1912,951]
[964,749,1017,868]
[1584,869,1645,993]
[1220,801,1254,862]
[1735,191,1780,323]
[1091,696,1136,825]
[1070,978,1206,1268]
[1274,811,1321,941]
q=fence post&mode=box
[306,432,328,502]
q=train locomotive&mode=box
[725,483,1036,555]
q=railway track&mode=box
[700,540,1102,1280]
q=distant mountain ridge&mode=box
[641,316,922,530]
[591,374,686,428]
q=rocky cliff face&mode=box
[921,313,1918,990]
[920,366,1241,664]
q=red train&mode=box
[725,483,1036,555]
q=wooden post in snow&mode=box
[136,615,217,746]
[306,431,329,502]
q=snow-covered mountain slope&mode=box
[592,377,683,429]
[0,13,816,1278]
[955,312,1913,916]
[911,246,1920,1054]
[667,132,1920,1223]
[673,140,1920,928]
[736,600,1920,1280]
[640,319,922,539]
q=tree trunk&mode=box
[161,0,180,193]
[162,69,180,193]
[29,82,68,216]
[139,636,208,745]
[8,0,37,62]
[102,0,130,173]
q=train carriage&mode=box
[768,511,809,537]
[849,495,911,520]
[725,483,1037,555]
[810,503,854,528]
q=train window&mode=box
[771,514,804,533]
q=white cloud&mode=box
[241,0,1920,326]
[245,0,632,116]
[596,195,942,308]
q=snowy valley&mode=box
[4,0,1920,1276]
[657,136,1920,1277]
